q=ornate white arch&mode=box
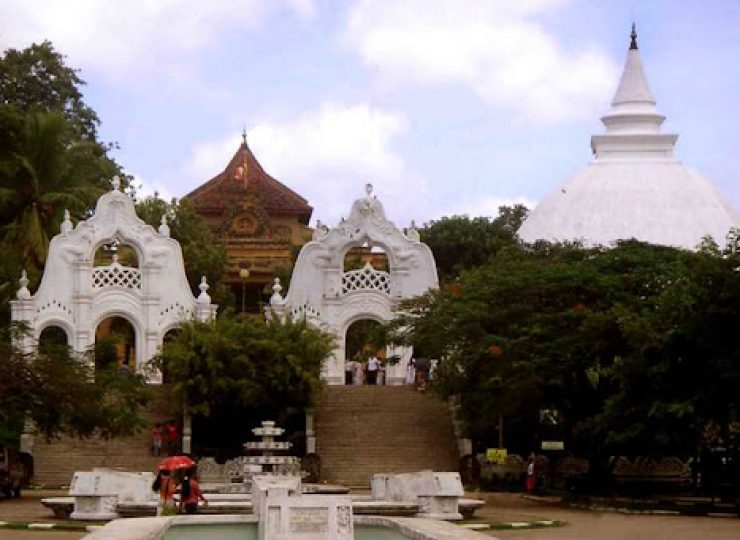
[11,177,217,382]
[269,185,438,385]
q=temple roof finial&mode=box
[630,22,638,50]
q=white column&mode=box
[182,411,192,454]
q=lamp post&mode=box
[239,268,250,313]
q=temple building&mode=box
[518,26,739,249]
[184,134,313,311]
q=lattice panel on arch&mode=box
[91,265,142,290]
[342,265,390,295]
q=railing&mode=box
[91,263,142,291]
[342,263,390,295]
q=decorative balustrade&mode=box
[342,262,390,295]
[91,263,142,291]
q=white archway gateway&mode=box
[10,177,217,382]
[268,185,439,385]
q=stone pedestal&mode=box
[252,475,352,540]
[371,470,464,521]
[69,469,156,520]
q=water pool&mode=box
[83,514,486,540]
[161,522,408,539]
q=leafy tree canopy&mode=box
[0,325,151,446]
[0,41,99,138]
[136,196,232,307]
[155,314,333,421]
[392,240,740,459]
[419,205,528,282]
[0,110,116,273]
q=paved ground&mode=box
[1,490,739,539]
[469,492,740,540]
[0,491,87,539]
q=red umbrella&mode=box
[158,456,196,472]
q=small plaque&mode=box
[486,448,507,464]
[290,507,328,533]
[541,441,564,451]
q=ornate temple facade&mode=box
[11,177,216,383]
[184,135,313,311]
[268,185,439,385]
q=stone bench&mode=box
[116,500,254,517]
[41,497,75,519]
[351,501,418,516]
[612,457,692,493]
[459,498,485,519]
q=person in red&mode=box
[151,423,163,456]
[152,470,178,516]
[165,420,178,456]
[179,468,207,514]
[525,455,536,493]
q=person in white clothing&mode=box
[405,358,416,385]
[366,355,379,385]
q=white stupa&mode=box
[517,25,739,249]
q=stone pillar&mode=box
[20,416,35,455]
[182,411,192,455]
[195,276,217,322]
[305,410,316,454]
[10,270,36,354]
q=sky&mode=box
[2,0,739,228]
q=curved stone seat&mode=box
[459,498,485,519]
[351,501,419,516]
[116,500,254,518]
[302,483,350,495]
[40,497,74,519]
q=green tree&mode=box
[419,205,528,282]
[392,240,740,461]
[0,41,99,138]
[155,314,331,453]
[0,110,115,273]
[0,325,151,445]
[155,314,332,419]
[136,196,232,307]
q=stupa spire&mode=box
[610,23,656,110]
[591,24,677,160]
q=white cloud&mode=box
[440,195,537,220]
[345,0,617,122]
[131,173,174,203]
[183,103,427,225]
[0,0,315,80]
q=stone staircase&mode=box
[31,385,176,487]
[315,385,460,487]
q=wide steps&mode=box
[315,386,459,487]
[32,385,175,487]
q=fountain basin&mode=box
[245,442,292,450]
[81,515,493,540]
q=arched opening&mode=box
[344,319,387,385]
[38,325,69,356]
[160,328,181,384]
[95,316,137,373]
[94,238,139,268]
[343,242,389,272]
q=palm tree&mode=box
[0,110,109,272]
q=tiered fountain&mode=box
[242,420,301,481]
